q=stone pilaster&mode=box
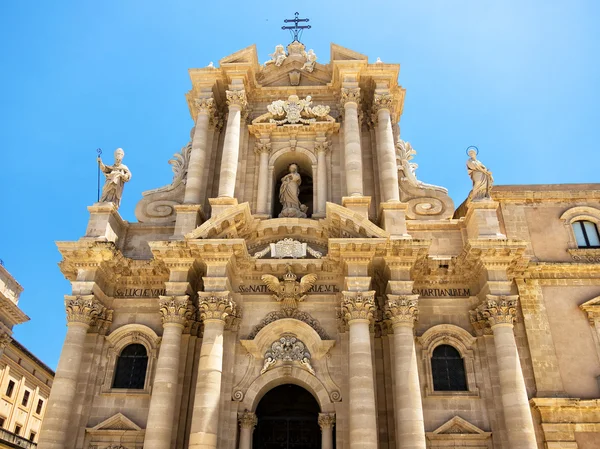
[255,140,272,217]
[373,92,400,202]
[218,89,247,199]
[341,87,364,197]
[471,295,537,449]
[237,411,257,449]
[341,290,378,449]
[38,295,109,449]
[318,413,336,449]
[189,292,237,449]
[385,295,426,449]
[144,295,194,449]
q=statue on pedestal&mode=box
[466,147,493,201]
[279,163,308,218]
[97,148,131,208]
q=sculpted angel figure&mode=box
[261,266,318,311]
[97,148,131,208]
[466,147,494,201]
[264,44,287,67]
[279,163,308,218]
[302,49,317,72]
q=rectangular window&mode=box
[21,390,30,407]
[29,431,36,442]
[5,380,15,398]
[0,417,5,428]
[14,424,21,436]
[36,399,44,414]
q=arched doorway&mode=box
[253,384,321,449]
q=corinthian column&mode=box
[38,296,108,449]
[318,413,336,449]
[144,296,193,449]
[341,88,364,197]
[373,93,400,202]
[189,292,237,449]
[315,140,330,215]
[341,291,377,449]
[184,97,215,204]
[218,90,247,199]
[385,295,426,449]
[255,141,272,216]
[237,411,257,449]
[471,295,537,449]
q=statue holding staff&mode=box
[97,148,131,208]
[466,146,493,201]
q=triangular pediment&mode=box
[581,296,600,309]
[219,45,259,66]
[324,202,389,239]
[330,43,368,61]
[431,416,488,435]
[89,413,142,432]
[258,60,332,87]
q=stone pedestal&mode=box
[318,413,336,449]
[379,202,410,238]
[237,411,257,449]
[341,291,377,449]
[84,203,125,243]
[209,197,238,218]
[38,296,107,449]
[465,200,505,239]
[143,296,192,449]
[173,204,204,237]
[342,196,371,220]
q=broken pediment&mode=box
[219,44,259,67]
[89,413,142,432]
[330,43,368,62]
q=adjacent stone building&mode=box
[38,41,600,449]
[0,265,54,448]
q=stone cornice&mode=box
[492,184,600,203]
[525,262,600,279]
[57,240,120,280]
[0,294,29,327]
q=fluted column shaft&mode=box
[238,411,257,449]
[189,293,236,449]
[184,98,214,204]
[144,296,192,449]
[255,142,271,215]
[472,295,537,449]
[374,94,400,202]
[38,296,107,449]
[316,142,329,214]
[218,90,246,198]
[342,88,363,196]
[318,413,336,449]
[386,295,426,449]
[341,291,377,449]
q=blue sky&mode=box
[1,1,599,369]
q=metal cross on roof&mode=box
[282,12,311,43]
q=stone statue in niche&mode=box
[279,163,308,218]
[97,148,131,209]
[264,44,287,67]
[466,147,494,201]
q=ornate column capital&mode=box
[198,291,237,322]
[194,96,215,115]
[470,295,518,333]
[340,87,361,107]
[314,141,331,154]
[226,89,248,110]
[385,294,419,328]
[0,332,12,350]
[238,411,257,430]
[318,413,336,430]
[372,92,395,113]
[64,295,107,326]
[341,290,376,324]
[158,295,194,326]
[254,141,272,155]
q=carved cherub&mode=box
[261,265,318,311]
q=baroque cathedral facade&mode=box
[38,41,600,449]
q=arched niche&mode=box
[268,147,317,219]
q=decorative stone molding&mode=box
[261,266,318,310]
[318,413,336,430]
[567,248,600,263]
[384,294,419,327]
[340,290,376,323]
[252,95,334,125]
[0,331,12,350]
[64,295,108,326]
[340,87,360,107]
[158,295,193,326]
[252,239,323,259]
[247,309,329,340]
[238,411,257,429]
[226,89,247,109]
[470,295,518,332]
[198,291,236,322]
[261,334,315,375]
[426,416,491,447]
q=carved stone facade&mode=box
[41,41,600,449]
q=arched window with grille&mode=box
[112,344,148,389]
[572,220,600,248]
[431,344,468,391]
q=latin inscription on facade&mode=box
[412,288,471,297]
[238,284,340,294]
[114,288,167,298]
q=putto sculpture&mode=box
[279,163,308,218]
[302,49,317,72]
[97,148,131,208]
[466,146,494,201]
[261,265,318,311]
[264,44,287,67]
